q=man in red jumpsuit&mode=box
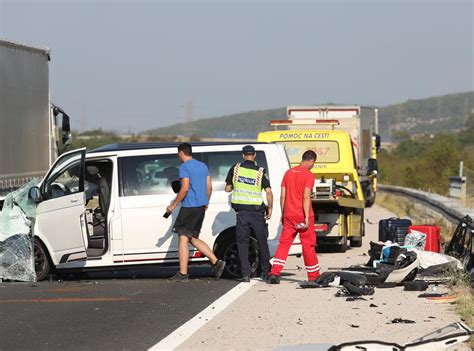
[268,150,320,284]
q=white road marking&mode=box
[149,280,258,351]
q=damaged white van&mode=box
[27,142,300,280]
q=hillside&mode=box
[147,107,287,139]
[379,91,474,137]
[147,91,474,139]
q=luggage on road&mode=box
[408,225,440,252]
[404,229,427,250]
[378,217,412,244]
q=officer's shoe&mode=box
[267,274,280,284]
[242,275,251,283]
[213,260,226,280]
[168,272,189,283]
[259,272,269,281]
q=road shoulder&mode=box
[177,205,468,350]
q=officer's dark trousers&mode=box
[236,210,271,277]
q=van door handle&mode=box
[71,197,79,203]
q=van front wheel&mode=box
[215,235,260,279]
[34,238,51,281]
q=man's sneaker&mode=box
[242,275,251,283]
[267,274,280,284]
[259,272,269,281]
[213,260,226,280]
[168,272,189,283]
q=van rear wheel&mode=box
[216,235,260,279]
[34,238,51,281]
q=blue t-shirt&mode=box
[179,158,210,207]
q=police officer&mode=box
[225,145,273,282]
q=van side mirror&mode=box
[171,180,181,194]
[368,158,378,173]
[28,186,42,203]
[62,114,72,145]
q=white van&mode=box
[27,142,302,280]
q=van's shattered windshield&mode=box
[282,141,340,164]
[0,179,39,282]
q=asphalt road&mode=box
[0,266,238,350]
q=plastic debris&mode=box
[321,322,472,351]
[403,280,429,291]
[404,230,427,250]
[418,292,447,298]
[390,318,416,324]
[344,296,367,301]
[415,250,463,275]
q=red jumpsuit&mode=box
[270,166,320,280]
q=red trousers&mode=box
[270,216,320,280]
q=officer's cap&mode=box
[242,145,256,155]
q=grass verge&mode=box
[450,274,474,348]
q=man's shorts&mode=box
[172,206,206,238]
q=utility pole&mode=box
[80,104,87,132]
[184,99,194,137]
[437,96,442,119]
[463,96,469,125]
[374,108,379,134]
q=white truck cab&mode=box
[28,142,300,280]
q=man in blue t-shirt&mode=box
[166,143,226,282]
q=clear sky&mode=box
[1,0,472,132]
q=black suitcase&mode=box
[378,218,412,243]
[393,226,410,246]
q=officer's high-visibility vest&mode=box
[231,163,264,205]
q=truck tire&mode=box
[335,216,348,253]
[350,212,365,247]
[215,234,260,278]
[365,187,376,207]
[335,235,348,253]
[34,238,51,281]
[350,237,363,247]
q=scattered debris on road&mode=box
[403,280,429,291]
[322,322,472,351]
[390,318,416,324]
[344,297,366,301]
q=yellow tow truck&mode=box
[258,106,379,251]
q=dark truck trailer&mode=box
[0,39,71,207]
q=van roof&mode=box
[89,142,269,154]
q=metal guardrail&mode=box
[378,184,474,224]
